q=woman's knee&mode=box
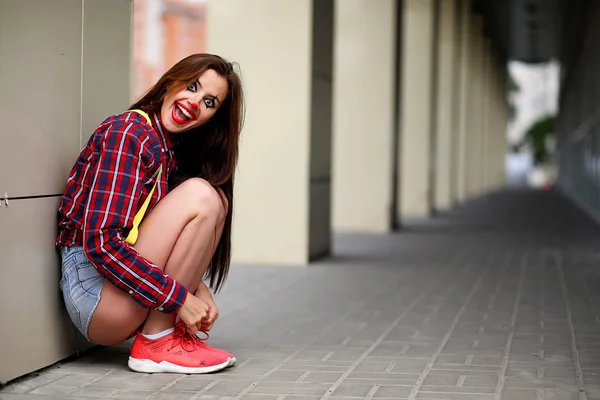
[177,178,228,223]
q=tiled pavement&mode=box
[4,189,600,399]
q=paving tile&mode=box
[28,385,77,396]
[330,382,379,397]
[249,381,332,396]
[108,389,156,399]
[67,387,116,397]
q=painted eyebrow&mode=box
[195,79,221,105]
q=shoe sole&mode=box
[128,356,232,374]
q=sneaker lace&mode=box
[169,323,210,352]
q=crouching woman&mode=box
[56,53,244,374]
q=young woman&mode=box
[56,53,244,374]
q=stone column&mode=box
[483,39,498,193]
[455,0,471,203]
[398,0,436,219]
[433,0,458,211]
[466,14,484,199]
[332,0,397,233]
[207,0,334,265]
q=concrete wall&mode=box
[0,0,132,384]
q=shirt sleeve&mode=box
[82,116,188,314]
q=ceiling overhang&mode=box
[473,0,561,65]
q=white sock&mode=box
[142,327,175,340]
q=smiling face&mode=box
[160,69,229,133]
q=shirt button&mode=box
[129,290,133,295]
[158,307,164,311]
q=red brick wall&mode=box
[133,0,206,100]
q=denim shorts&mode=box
[60,246,104,342]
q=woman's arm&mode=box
[82,115,187,314]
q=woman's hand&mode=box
[195,281,219,332]
[177,292,210,335]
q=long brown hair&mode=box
[130,53,245,292]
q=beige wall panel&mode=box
[0,0,82,197]
[0,0,134,383]
[0,198,91,384]
[81,0,133,145]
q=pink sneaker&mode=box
[194,326,237,367]
[128,323,232,374]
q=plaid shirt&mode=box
[56,111,187,314]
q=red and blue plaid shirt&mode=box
[56,111,187,314]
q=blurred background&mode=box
[132,0,208,101]
[132,0,561,192]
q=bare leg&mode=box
[87,178,227,345]
[140,214,226,334]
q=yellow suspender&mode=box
[124,109,162,245]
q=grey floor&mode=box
[3,188,600,399]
